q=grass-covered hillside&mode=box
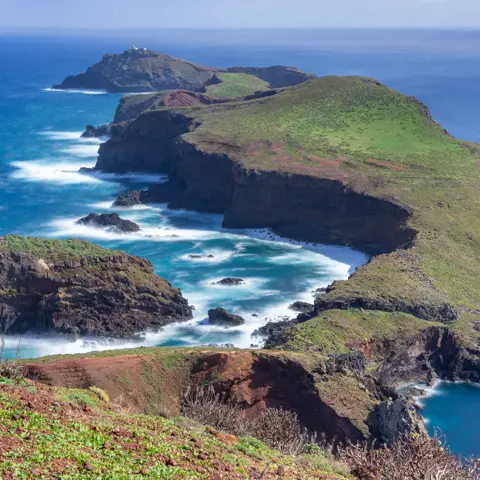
[0,377,349,479]
[169,75,480,350]
[0,235,113,262]
[205,73,270,98]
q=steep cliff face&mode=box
[375,326,480,386]
[98,111,414,253]
[95,111,191,173]
[26,349,404,445]
[0,237,192,338]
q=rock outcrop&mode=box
[76,213,140,233]
[289,301,315,314]
[112,190,145,207]
[376,326,480,386]
[212,278,245,286]
[208,308,245,326]
[53,48,218,93]
[0,236,192,338]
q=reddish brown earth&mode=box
[26,349,372,444]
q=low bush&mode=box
[340,431,480,480]
[182,385,313,455]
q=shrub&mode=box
[182,385,312,455]
[0,359,25,383]
[340,431,480,480]
[88,386,110,403]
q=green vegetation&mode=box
[205,73,269,98]
[0,381,350,479]
[0,235,113,261]
[279,309,440,354]
[170,75,480,350]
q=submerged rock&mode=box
[188,254,215,259]
[208,308,245,327]
[212,277,245,286]
[76,213,140,233]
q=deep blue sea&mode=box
[1,29,480,455]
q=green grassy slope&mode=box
[173,76,480,351]
[0,235,113,261]
[205,73,269,98]
[0,380,349,479]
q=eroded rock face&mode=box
[376,326,480,386]
[208,308,245,326]
[76,213,140,233]
[315,294,458,323]
[369,399,422,445]
[0,245,192,338]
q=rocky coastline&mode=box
[0,236,192,339]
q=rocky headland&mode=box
[53,47,315,94]
[80,70,480,405]
[0,236,192,338]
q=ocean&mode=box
[1,28,479,454]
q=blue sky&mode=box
[1,0,479,29]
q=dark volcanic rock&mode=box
[212,277,245,286]
[288,301,314,313]
[369,398,422,445]
[53,47,218,93]
[0,237,193,338]
[324,351,367,376]
[227,66,315,88]
[315,293,458,323]
[76,213,140,233]
[208,308,245,326]
[113,191,145,208]
[376,326,480,386]
[82,124,110,138]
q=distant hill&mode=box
[53,47,315,93]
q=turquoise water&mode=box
[2,30,480,454]
[419,382,480,456]
[0,33,370,357]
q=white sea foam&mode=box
[92,172,167,183]
[38,130,104,144]
[43,88,107,95]
[88,201,117,210]
[60,144,100,158]
[47,217,222,242]
[10,160,101,184]
[178,249,235,264]
[243,228,369,273]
